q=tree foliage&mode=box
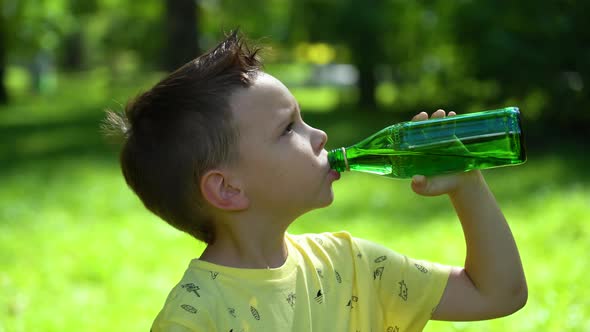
[453,0,590,129]
[2,0,588,132]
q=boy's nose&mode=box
[313,128,328,153]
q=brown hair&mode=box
[103,31,262,243]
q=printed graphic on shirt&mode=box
[373,266,384,280]
[228,307,237,318]
[414,263,428,274]
[335,270,342,283]
[181,283,201,297]
[387,326,400,332]
[316,268,324,278]
[314,289,324,304]
[180,304,198,314]
[374,255,387,263]
[210,271,219,279]
[398,280,408,301]
[346,296,358,309]
[250,305,260,320]
[286,292,296,309]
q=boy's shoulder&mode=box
[287,230,393,264]
[287,230,390,253]
[288,231,415,268]
[287,230,357,251]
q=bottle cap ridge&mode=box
[327,147,348,172]
[341,147,349,171]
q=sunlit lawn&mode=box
[1,71,589,331]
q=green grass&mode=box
[1,71,589,331]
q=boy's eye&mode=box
[283,122,294,135]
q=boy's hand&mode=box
[409,109,481,197]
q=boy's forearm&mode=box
[449,171,527,305]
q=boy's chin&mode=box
[318,192,335,208]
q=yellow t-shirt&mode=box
[151,231,451,332]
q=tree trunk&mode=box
[345,0,382,112]
[0,66,6,105]
[62,31,84,70]
[357,63,377,110]
[0,15,7,104]
[163,0,200,72]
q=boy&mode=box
[104,31,527,331]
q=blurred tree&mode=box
[163,0,200,71]
[289,0,453,112]
[1,0,71,95]
[289,0,390,110]
[453,1,590,132]
[99,1,164,70]
[340,0,387,110]
[197,0,293,51]
[0,0,586,136]
[61,0,98,70]
[0,14,7,104]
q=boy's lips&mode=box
[328,169,341,181]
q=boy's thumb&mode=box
[412,174,459,196]
[411,175,428,195]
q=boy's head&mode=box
[105,31,261,243]
[105,31,339,244]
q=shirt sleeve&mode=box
[352,236,451,331]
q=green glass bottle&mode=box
[328,107,526,178]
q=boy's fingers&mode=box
[412,112,429,122]
[411,175,428,194]
[432,109,446,118]
[412,109,450,121]
[410,109,460,196]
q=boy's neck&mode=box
[199,222,289,269]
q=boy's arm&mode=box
[411,110,528,321]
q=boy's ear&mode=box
[200,169,249,211]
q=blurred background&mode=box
[1,0,588,331]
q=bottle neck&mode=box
[327,147,349,172]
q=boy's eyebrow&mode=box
[296,101,303,119]
[274,104,298,134]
